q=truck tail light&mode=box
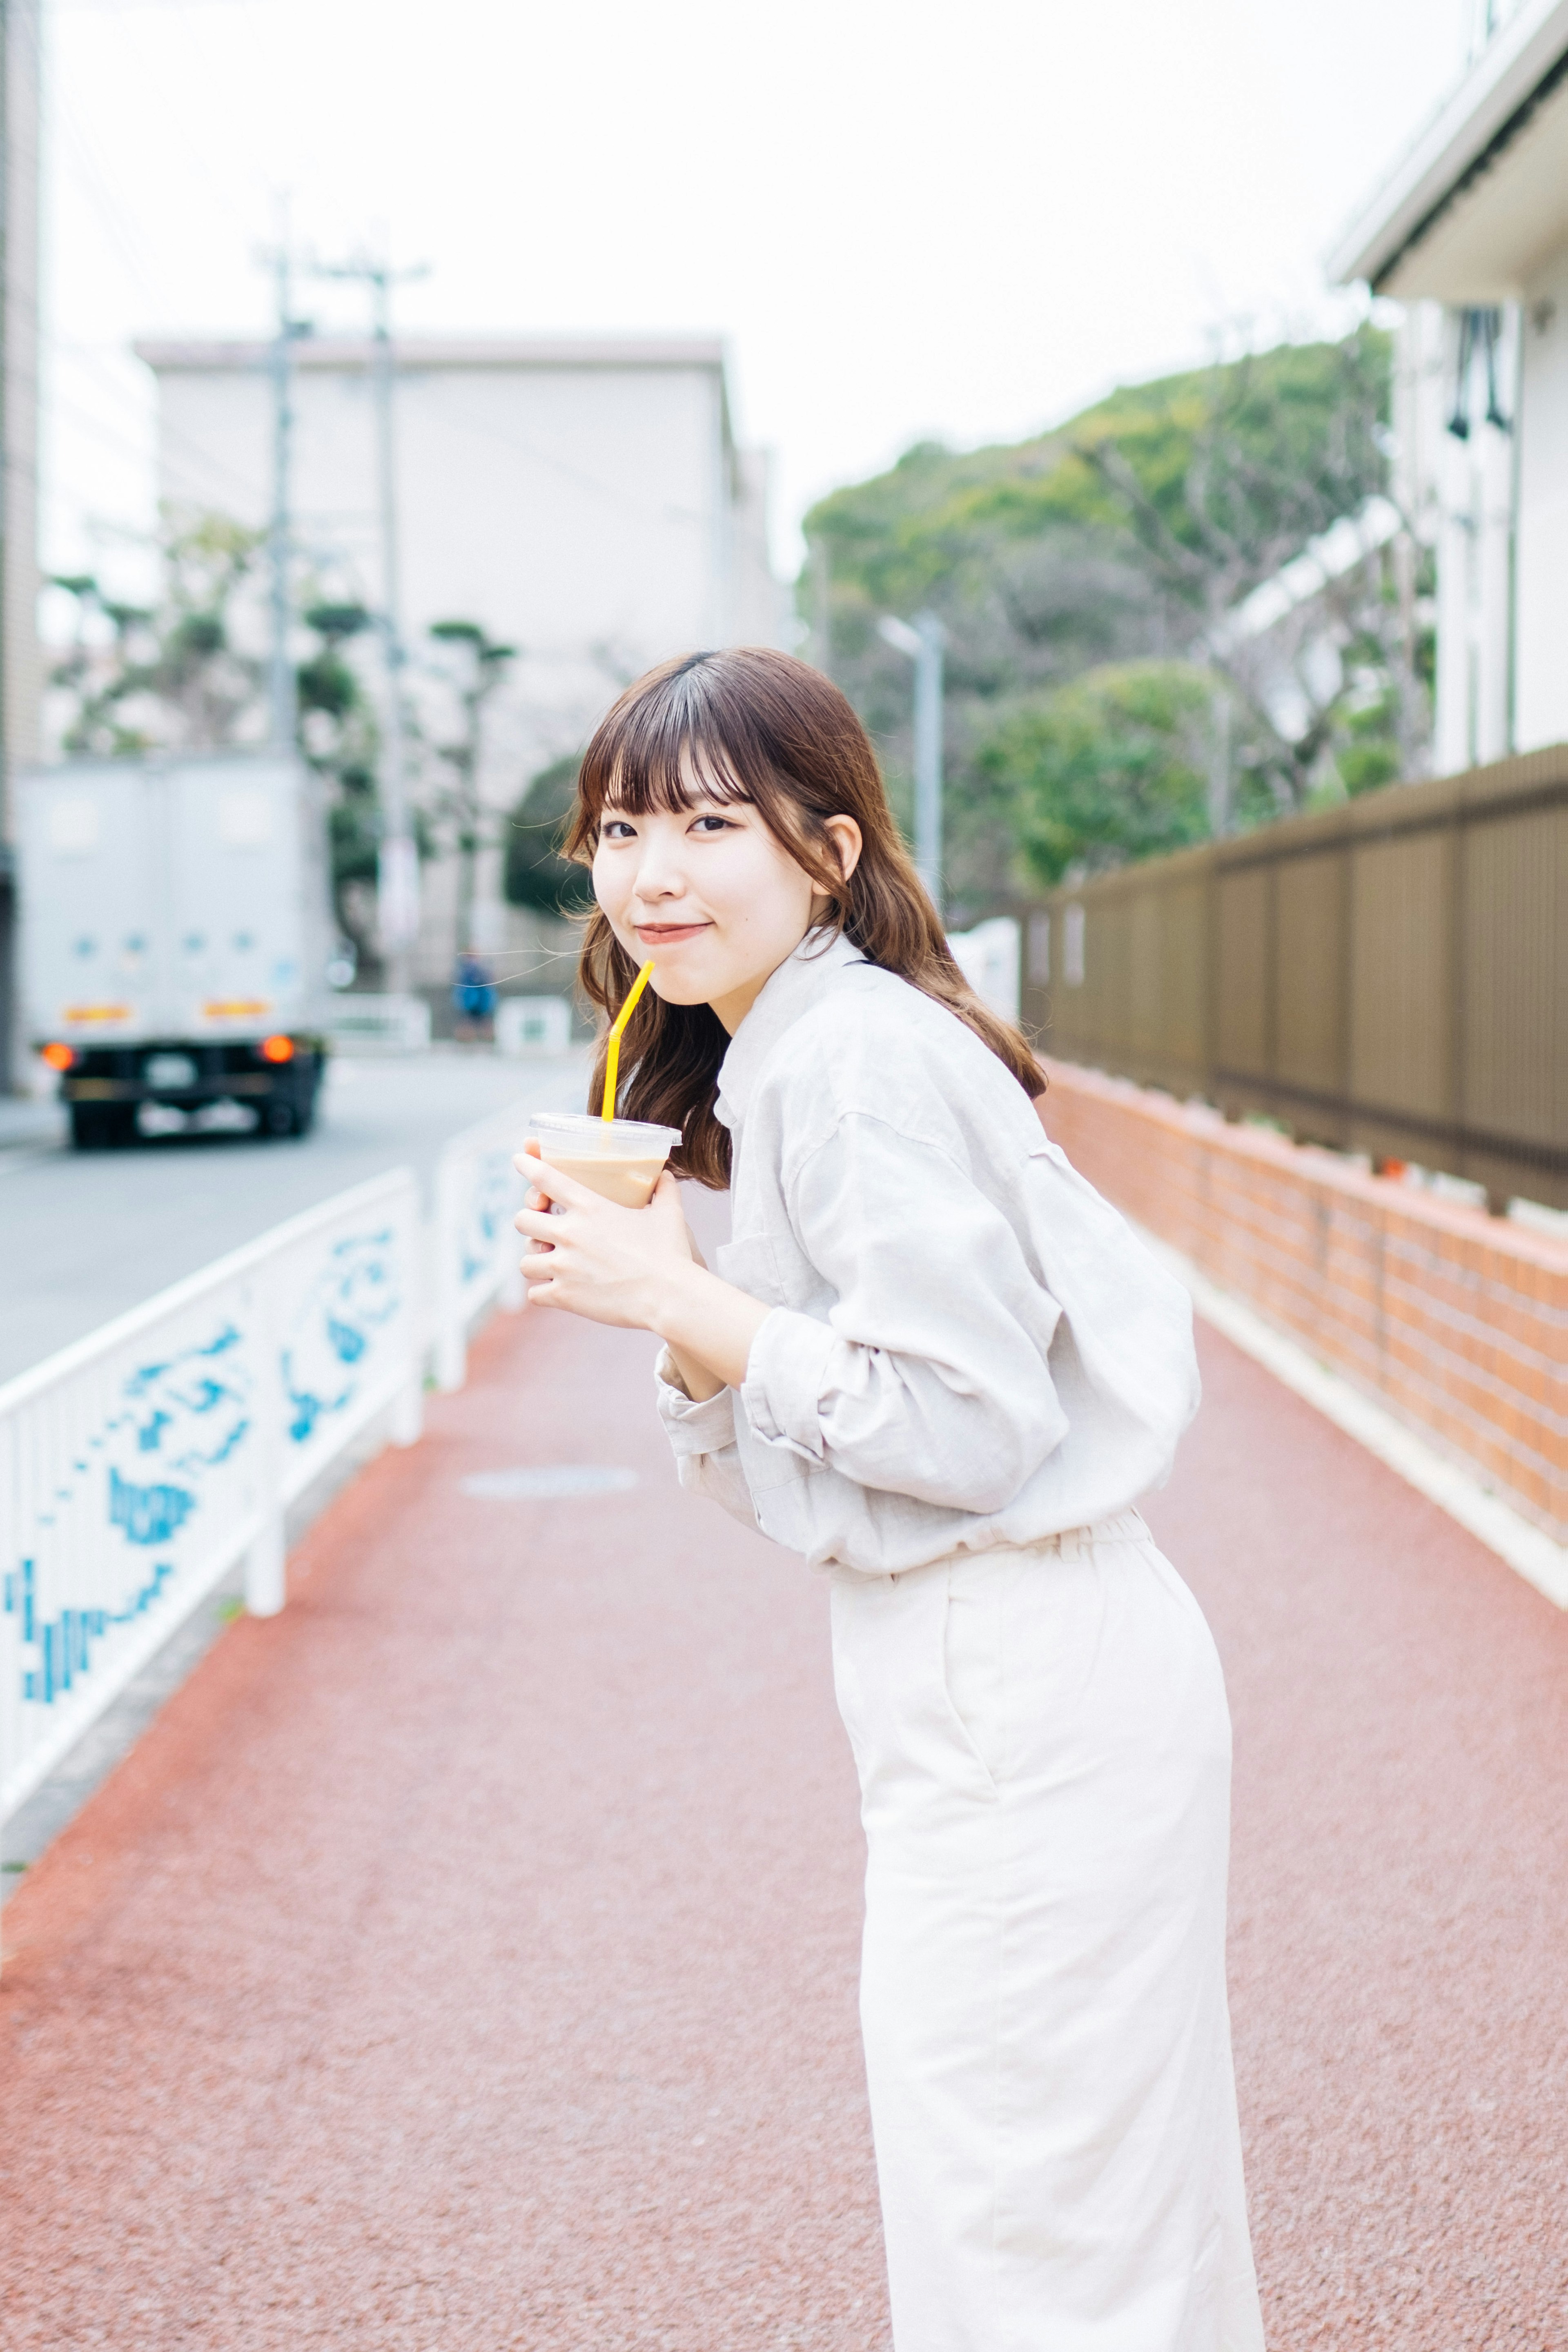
[41,1041,75,1071]
[259,1033,296,1064]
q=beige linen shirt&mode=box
[656,929,1199,1575]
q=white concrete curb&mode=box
[1138,1228,1568,1614]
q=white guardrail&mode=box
[432,1101,529,1391]
[1,1106,534,1834]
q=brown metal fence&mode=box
[1016,742,1568,1211]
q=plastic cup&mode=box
[527,1109,683,1209]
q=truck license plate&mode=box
[145,1052,198,1089]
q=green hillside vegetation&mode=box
[980,663,1216,888]
[802,327,1426,918]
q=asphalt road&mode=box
[0,1049,589,1385]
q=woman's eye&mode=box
[691,815,733,834]
[601,820,636,840]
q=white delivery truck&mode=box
[17,752,334,1149]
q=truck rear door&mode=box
[168,759,305,1038]
[18,766,168,1045]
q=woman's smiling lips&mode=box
[635,921,712,946]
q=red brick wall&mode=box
[1036,1060,1568,1546]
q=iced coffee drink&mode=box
[527,1110,682,1209]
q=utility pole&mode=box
[262,221,303,754]
[1207,690,1232,838]
[313,249,429,996]
[878,610,946,911]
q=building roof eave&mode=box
[133,332,731,375]
[1327,0,1568,291]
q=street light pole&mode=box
[878,610,946,910]
[313,249,429,998]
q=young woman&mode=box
[515,647,1265,2352]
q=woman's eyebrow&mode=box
[688,783,754,808]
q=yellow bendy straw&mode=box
[601,960,655,1120]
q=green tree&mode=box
[296,601,384,967]
[503,755,595,920]
[978,662,1258,887]
[49,578,158,755]
[49,512,265,755]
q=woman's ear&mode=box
[824,815,863,887]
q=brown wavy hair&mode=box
[568,646,1042,1188]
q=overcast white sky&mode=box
[42,0,1476,595]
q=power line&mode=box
[164,0,291,227]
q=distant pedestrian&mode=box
[515,648,1265,2352]
[452,950,497,1040]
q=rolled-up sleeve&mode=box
[654,1353,757,1527]
[739,1114,1068,1512]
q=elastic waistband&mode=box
[1027,1508,1149,1563]
[834,1509,1152,1585]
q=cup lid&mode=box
[528,1109,683,1155]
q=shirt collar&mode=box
[714,928,868,1132]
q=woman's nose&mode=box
[631,842,686,901]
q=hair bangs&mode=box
[570,654,755,851]
[607,735,754,817]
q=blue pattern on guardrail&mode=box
[459,1153,515,1290]
[281,1229,400,1444]
[4,1225,402,1730]
[5,1555,180,1704]
[3,1324,253,1713]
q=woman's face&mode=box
[592,782,859,1033]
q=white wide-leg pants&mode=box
[830,1514,1265,2352]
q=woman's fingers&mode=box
[514,1204,564,1243]
[512,1151,595,1210]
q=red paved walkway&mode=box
[4,1287,1568,2347]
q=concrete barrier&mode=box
[496,996,572,1056]
[321,993,432,1053]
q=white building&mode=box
[1209,496,1405,760]
[0,0,42,1087]
[134,332,782,980]
[1331,0,1568,774]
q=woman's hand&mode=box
[514,1156,694,1330]
[512,1150,771,1391]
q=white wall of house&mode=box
[1515,243,1568,749]
[1394,301,1521,774]
[136,335,783,983]
[1332,0,1568,775]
